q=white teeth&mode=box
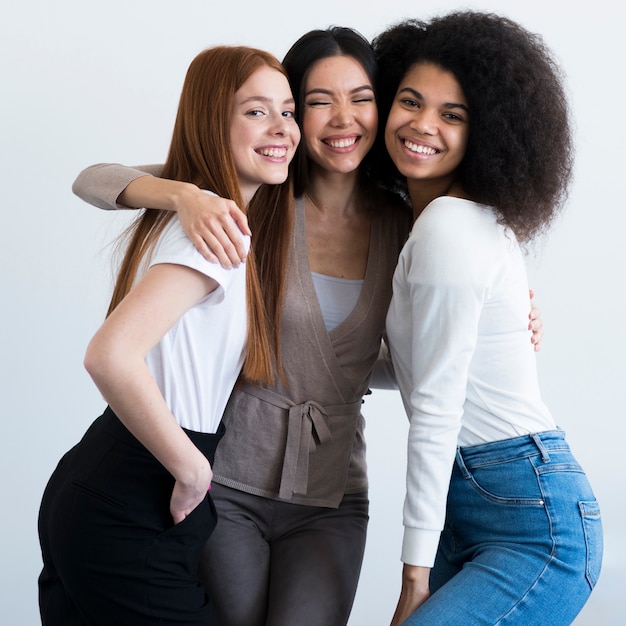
[404,139,437,155]
[259,147,287,158]
[327,137,357,148]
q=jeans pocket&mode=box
[578,500,603,589]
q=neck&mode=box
[407,175,464,222]
[240,184,260,208]
[306,165,362,216]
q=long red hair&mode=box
[107,46,293,383]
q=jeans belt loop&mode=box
[455,446,472,479]
[531,432,551,463]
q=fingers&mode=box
[195,224,246,268]
[529,331,543,351]
[529,311,544,352]
[528,289,544,352]
[170,467,212,525]
[229,203,251,237]
[217,209,249,266]
[206,202,250,267]
[171,509,187,525]
[176,195,249,267]
[189,233,219,264]
[171,492,206,525]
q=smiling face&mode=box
[302,55,378,176]
[230,66,300,204]
[384,62,469,203]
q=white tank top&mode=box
[311,272,363,331]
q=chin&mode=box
[262,171,289,185]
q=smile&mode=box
[325,136,359,149]
[257,147,288,158]
[403,139,439,155]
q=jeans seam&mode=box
[496,472,555,624]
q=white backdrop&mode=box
[2,1,624,624]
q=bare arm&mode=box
[84,263,217,523]
[72,162,249,266]
[390,565,431,626]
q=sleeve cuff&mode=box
[401,527,441,567]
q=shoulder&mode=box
[414,197,500,248]
[422,195,494,226]
[402,197,505,281]
[153,215,250,290]
[158,189,251,258]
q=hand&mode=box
[528,289,544,352]
[390,564,431,626]
[173,185,250,268]
[170,463,213,525]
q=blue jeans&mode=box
[402,430,603,625]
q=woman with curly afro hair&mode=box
[375,11,603,625]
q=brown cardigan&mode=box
[72,165,410,508]
[214,197,410,507]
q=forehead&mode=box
[236,66,291,98]
[400,62,466,101]
[305,55,371,87]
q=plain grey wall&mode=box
[2,0,624,623]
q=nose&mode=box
[269,112,289,135]
[330,102,354,127]
[410,109,436,135]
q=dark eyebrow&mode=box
[304,85,374,98]
[397,86,469,113]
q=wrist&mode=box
[168,180,202,213]
[172,450,212,489]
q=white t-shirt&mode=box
[386,196,556,567]
[144,215,249,434]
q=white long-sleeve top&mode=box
[386,196,555,567]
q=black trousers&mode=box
[38,407,223,625]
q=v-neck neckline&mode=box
[294,197,378,340]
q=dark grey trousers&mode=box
[199,484,369,626]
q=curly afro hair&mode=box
[372,11,574,242]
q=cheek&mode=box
[301,114,319,155]
[384,122,396,157]
[363,107,379,135]
[291,125,302,151]
[302,134,317,159]
[453,131,470,164]
[230,125,249,153]
[384,107,402,153]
